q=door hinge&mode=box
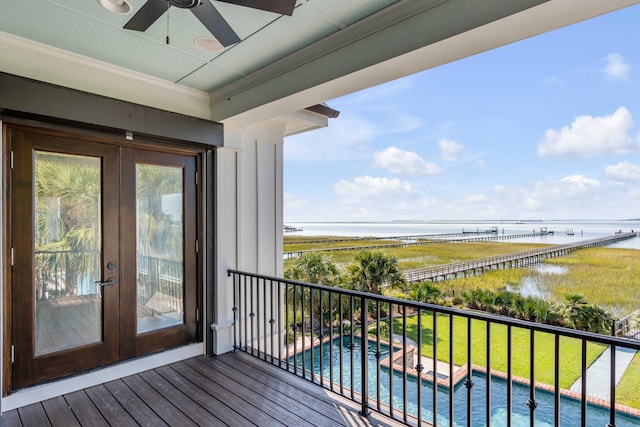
[11,345,15,364]
[195,240,199,254]
[196,308,200,322]
[195,171,199,186]
[10,150,14,169]
[10,247,14,267]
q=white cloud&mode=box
[538,107,639,157]
[373,146,442,176]
[284,192,310,209]
[605,162,640,182]
[438,139,464,162]
[334,176,416,200]
[559,175,602,191]
[603,53,630,82]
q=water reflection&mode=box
[505,263,568,299]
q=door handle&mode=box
[94,277,116,287]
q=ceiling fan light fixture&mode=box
[98,0,132,14]
[194,36,224,52]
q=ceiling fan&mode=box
[124,0,296,47]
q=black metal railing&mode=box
[615,310,640,341]
[228,269,640,427]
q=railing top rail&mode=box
[228,268,640,350]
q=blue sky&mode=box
[283,5,640,222]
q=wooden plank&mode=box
[16,403,51,427]
[202,355,353,424]
[41,396,80,427]
[84,384,137,427]
[138,369,225,426]
[185,357,334,426]
[63,390,109,427]
[216,352,407,427]
[170,360,290,426]
[121,375,197,427]
[0,409,21,427]
[155,363,269,426]
[103,379,169,427]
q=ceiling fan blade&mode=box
[217,0,296,16]
[191,1,241,47]
[124,0,168,31]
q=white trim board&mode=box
[1,343,204,412]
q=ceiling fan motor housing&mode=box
[171,0,200,8]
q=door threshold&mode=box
[2,343,203,412]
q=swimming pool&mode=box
[291,336,640,427]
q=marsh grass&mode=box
[284,240,547,271]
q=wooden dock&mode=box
[284,231,546,259]
[404,232,638,283]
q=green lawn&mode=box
[382,312,606,389]
[617,351,640,409]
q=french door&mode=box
[9,127,199,390]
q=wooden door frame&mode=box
[2,119,206,394]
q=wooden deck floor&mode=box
[0,351,407,427]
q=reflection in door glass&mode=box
[136,164,184,334]
[34,151,102,355]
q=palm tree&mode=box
[284,252,342,286]
[35,155,101,298]
[284,252,343,332]
[560,293,589,329]
[408,281,443,304]
[345,250,406,295]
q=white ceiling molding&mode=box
[0,31,211,119]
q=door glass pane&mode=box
[34,151,102,356]
[136,164,184,333]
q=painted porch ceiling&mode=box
[0,0,395,93]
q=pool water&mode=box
[291,336,640,427]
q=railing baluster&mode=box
[243,274,248,351]
[449,313,455,426]
[389,303,395,418]
[528,328,536,427]
[256,277,262,359]
[486,321,491,427]
[350,295,355,401]
[433,310,438,427]
[507,324,512,427]
[310,287,315,383]
[319,288,324,387]
[581,339,587,427]
[285,281,290,370]
[250,276,256,355]
[329,289,334,390]
[277,279,282,364]
[403,304,408,424]
[301,284,306,378]
[609,343,617,427]
[417,307,423,426]
[339,293,344,396]
[554,333,560,426]
[293,283,298,375]
[466,316,473,427]
[376,300,381,412]
[361,295,370,416]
